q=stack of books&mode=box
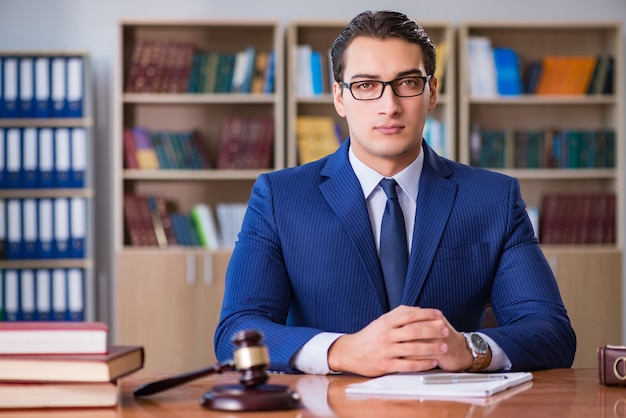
[0,321,144,409]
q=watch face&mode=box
[470,333,488,353]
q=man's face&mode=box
[333,36,437,176]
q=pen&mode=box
[420,374,509,384]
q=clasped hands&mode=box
[327,305,474,377]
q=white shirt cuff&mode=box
[292,332,344,375]
[479,332,512,371]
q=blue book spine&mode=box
[0,128,5,188]
[53,198,69,259]
[67,268,84,321]
[69,197,86,259]
[18,57,35,118]
[21,127,38,188]
[37,198,54,259]
[22,198,38,260]
[6,199,23,260]
[51,268,70,320]
[69,127,86,188]
[34,56,51,118]
[50,57,67,118]
[38,127,54,188]
[35,269,53,320]
[66,57,83,118]
[5,127,21,188]
[2,57,19,118]
[19,269,36,320]
[54,127,71,188]
[3,269,20,321]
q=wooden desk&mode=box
[2,369,626,417]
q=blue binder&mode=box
[37,127,54,188]
[18,57,35,118]
[69,127,86,188]
[54,128,71,188]
[19,269,36,320]
[22,127,38,188]
[66,57,83,118]
[22,198,38,260]
[34,56,51,118]
[37,198,54,259]
[51,268,69,320]
[0,199,6,260]
[6,199,22,260]
[67,268,84,321]
[5,128,21,188]
[0,128,5,188]
[53,198,69,259]
[0,56,3,118]
[1,57,18,118]
[50,57,66,118]
[3,269,19,321]
[35,269,53,320]
[69,197,86,258]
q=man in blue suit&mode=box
[215,10,575,376]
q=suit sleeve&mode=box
[214,173,320,373]
[482,178,576,370]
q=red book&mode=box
[0,345,144,383]
[0,322,108,355]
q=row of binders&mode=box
[0,55,84,119]
[1,268,86,322]
[0,127,87,189]
[0,197,87,260]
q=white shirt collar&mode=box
[348,143,423,202]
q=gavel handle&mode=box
[133,360,235,397]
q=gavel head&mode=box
[231,330,270,388]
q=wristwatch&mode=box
[463,332,491,372]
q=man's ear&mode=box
[333,82,346,118]
[428,76,438,111]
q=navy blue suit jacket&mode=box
[215,140,576,372]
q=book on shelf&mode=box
[540,193,615,245]
[0,345,144,383]
[296,115,342,165]
[0,321,108,355]
[123,127,211,170]
[0,381,119,409]
[492,47,522,96]
[216,116,274,169]
[469,126,615,170]
[466,36,497,98]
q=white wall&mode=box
[0,0,625,329]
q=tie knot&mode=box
[380,178,399,199]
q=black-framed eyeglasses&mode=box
[339,75,432,101]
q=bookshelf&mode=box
[286,20,456,167]
[113,20,283,372]
[0,51,95,322]
[458,21,624,367]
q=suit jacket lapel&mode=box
[403,144,457,306]
[320,142,389,310]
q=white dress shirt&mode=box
[292,144,511,374]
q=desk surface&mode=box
[2,368,625,417]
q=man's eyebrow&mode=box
[347,68,425,81]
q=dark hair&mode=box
[331,10,436,83]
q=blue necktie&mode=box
[379,178,408,309]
